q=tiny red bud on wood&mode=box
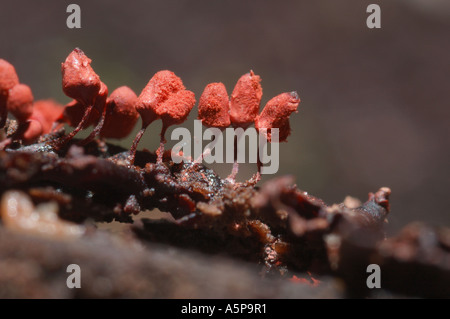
[136,70,185,127]
[198,82,230,129]
[230,70,262,128]
[100,86,139,139]
[255,91,300,142]
[61,48,101,106]
[7,83,34,123]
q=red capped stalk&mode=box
[197,82,230,163]
[130,70,194,164]
[100,86,139,139]
[54,48,102,148]
[0,59,19,128]
[228,70,262,181]
[156,89,196,163]
[31,100,65,136]
[3,118,43,147]
[252,91,300,183]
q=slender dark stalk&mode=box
[52,105,94,149]
[128,124,147,165]
[79,105,107,146]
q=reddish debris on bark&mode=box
[100,86,139,139]
[0,59,20,124]
[230,70,262,128]
[198,82,230,129]
[255,91,300,142]
[6,83,34,123]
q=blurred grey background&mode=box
[1,0,449,233]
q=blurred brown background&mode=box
[1,0,449,233]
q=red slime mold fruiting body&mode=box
[60,100,100,129]
[255,91,300,142]
[61,48,101,107]
[229,70,262,129]
[198,82,230,129]
[130,70,193,164]
[135,70,185,127]
[32,99,65,135]
[11,99,64,145]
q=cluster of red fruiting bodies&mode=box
[1,48,300,181]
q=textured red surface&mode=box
[61,48,101,107]
[135,70,185,127]
[230,71,262,128]
[157,89,196,128]
[198,82,230,129]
